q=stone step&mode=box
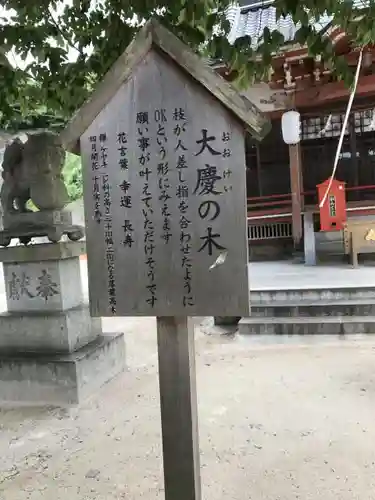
[251,287,375,304]
[238,316,375,335]
[316,241,345,254]
[250,299,375,317]
[316,232,343,243]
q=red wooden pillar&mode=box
[289,142,304,247]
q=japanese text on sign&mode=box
[83,54,249,317]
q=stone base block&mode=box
[0,306,101,353]
[3,247,84,313]
[0,333,125,406]
[0,241,86,263]
[3,209,73,230]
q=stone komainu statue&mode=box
[0,132,69,215]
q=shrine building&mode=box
[215,0,375,260]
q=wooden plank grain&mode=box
[81,50,250,317]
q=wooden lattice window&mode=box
[302,114,346,140]
[353,109,373,133]
[302,109,375,141]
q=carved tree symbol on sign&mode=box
[198,226,226,256]
[36,270,59,301]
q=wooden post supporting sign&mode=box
[157,316,200,500]
[62,19,269,500]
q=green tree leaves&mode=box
[63,152,83,201]
[0,0,373,130]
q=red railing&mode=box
[247,184,375,211]
[247,192,292,210]
[347,184,375,192]
[246,184,375,229]
[245,185,375,242]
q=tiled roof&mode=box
[226,0,365,47]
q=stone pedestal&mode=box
[0,242,125,405]
[3,209,73,230]
[0,209,84,246]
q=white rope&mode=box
[318,114,332,136]
[369,109,375,130]
[319,48,364,208]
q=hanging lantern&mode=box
[281,110,301,144]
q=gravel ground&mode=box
[1,318,375,499]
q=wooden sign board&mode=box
[63,21,269,318]
[82,50,249,317]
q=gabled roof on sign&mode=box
[61,18,270,154]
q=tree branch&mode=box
[48,8,84,57]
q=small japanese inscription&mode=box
[329,195,336,217]
[118,131,128,170]
[90,134,102,224]
[195,129,233,258]
[137,111,157,308]
[103,172,117,314]
[99,133,108,168]
[8,269,59,302]
[36,270,59,301]
[174,109,194,307]
[118,128,134,249]
[88,128,118,314]
[90,135,99,171]
[156,111,172,246]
